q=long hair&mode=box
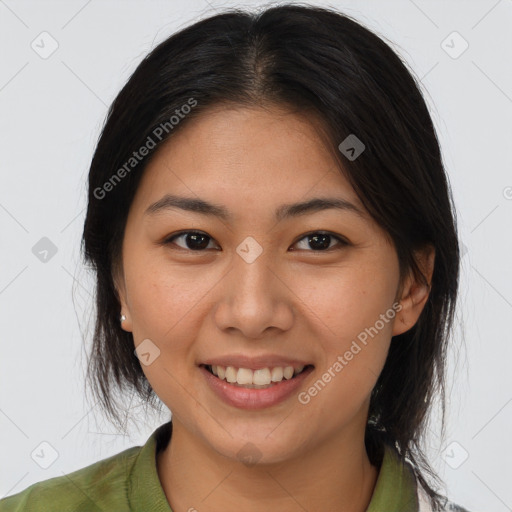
[81,5,460,510]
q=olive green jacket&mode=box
[0,422,471,511]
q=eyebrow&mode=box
[144,194,365,221]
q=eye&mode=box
[163,230,349,252]
[163,231,219,251]
[291,231,348,252]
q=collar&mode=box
[128,421,173,511]
[366,442,419,511]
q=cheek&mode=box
[122,257,215,411]
[294,257,398,405]
[295,260,399,343]
[123,252,214,345]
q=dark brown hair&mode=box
[81,4,460,510]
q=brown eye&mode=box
[164,231,219,251]
[291,231,348,251]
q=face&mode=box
[115,105,429,464]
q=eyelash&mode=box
[162,230,349,252]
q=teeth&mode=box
[283,366,294,379]
[208,364,307,386]
[271,367,283,382]
[225,366,237,383]
[253,368,271,385]
[237,368,253,385]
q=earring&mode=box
[120,314,126,323]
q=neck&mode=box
[157,419,379,512]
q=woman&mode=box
[0,4,471,511]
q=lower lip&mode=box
[199,365,314,410]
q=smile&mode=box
[199,363,315,409]
[202,364,311,389]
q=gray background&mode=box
[1,1,511,511]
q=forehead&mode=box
[152,105,333,167]
[130,105,364,218]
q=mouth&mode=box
[199,363,314,389]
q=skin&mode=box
[115,104,434,512]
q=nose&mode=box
[213,249,294,339]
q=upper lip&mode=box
[200,355,313,371]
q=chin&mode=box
[197,420,311,467]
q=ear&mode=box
[392,245,435,336]
[113,264,133,333]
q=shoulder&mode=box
[0,445,141,512]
